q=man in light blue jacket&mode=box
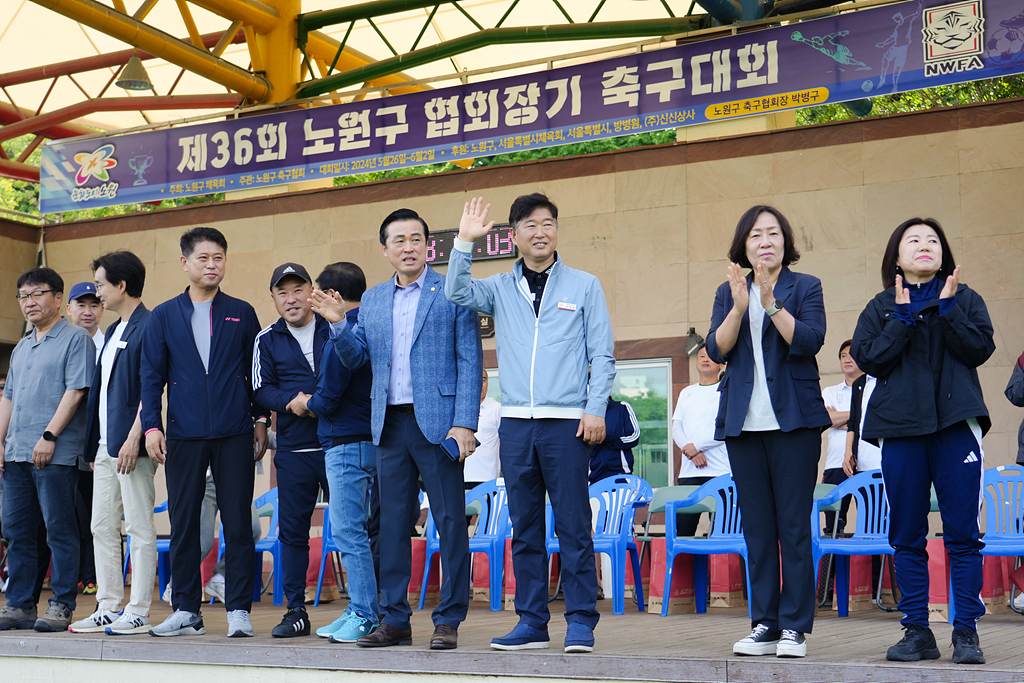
[446,194,615,654]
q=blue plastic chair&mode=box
[314,503,342,607]
[216,487,281,604]
[812,470,893,617]
[590,475,654,615]
[661,473,751,617]
[419,479,509,610]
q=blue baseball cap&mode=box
[68,281,99,301]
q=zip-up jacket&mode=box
[84,303,150,462]
[141,288,266,440]
[851,282,994,440]
[1006,361,1024,464]
[307,306,372,450]
[253,315,329,452]
[589,397,640,483]
[446,240,615,419]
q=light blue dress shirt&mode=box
[329,267,426,406]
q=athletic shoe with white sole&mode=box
[105,613,151,635]
[204,574,226,604]
[776,629,807,658]
[271,607,311,638]
[69,608,120,633]
[490,622,551,651]
[327,612,378,643]
[0,605,38,631]
[226,609,254,638]
[733,623,781,656]
[149,610,205,637]
[316,615,347,639]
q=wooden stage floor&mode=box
[2,590,1023,682]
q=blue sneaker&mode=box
[564,622,594,653]
[327,612,378,643]
[490,622,550,651]
[316,615,347,639]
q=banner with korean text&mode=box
[40,0,1024,213]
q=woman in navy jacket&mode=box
[851,218,993,666]
[706,205,829,659]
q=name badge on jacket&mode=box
[558,302,577,312]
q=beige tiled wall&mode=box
[4,118,1023,517]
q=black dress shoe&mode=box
[430,624,458,650]
[357,623,413,647]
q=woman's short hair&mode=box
[727,205,800,268]
[879,217,956,289]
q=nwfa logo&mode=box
[921,0,986,76]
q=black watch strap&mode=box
[43,430,58,442]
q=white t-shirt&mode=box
[91,328,105,361]
[821,380,853,470]
[856,376,883,472]
[286,318,316,372]
[98,322,127,446]
[465,397,501,483]
[672,382,731,479]
[743,283,780,431]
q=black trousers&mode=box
[675,476,715,538]
[166,433,256,614]
[726,428,819,634]
[75,468,96,585]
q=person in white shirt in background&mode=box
[671,346,729,538]
[842,375,882,476]
[465,369,501,490]
[820,339,867,535]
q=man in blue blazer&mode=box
[311,208,481,650]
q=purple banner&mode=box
[40,0,1024,213]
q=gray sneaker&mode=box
[0,604,38,631]
[34,603,74,632]
[149,610,205,637]
[70,608,120,633]
[226,609,253,638]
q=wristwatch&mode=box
[43,430,58,442]
[765,300,783,317]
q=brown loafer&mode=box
[356,623,412,647]
[430,624,458,650]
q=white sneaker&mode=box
[776,629,807,658]
[105,612,151,635]
[149,610,205,637]
[204,574,226,604]
[162,581,173,604]
[69,608,120,633]
[1012,592,1024,610]
[733,623,781,656]
[227,609,253,638]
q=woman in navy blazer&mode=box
[705,205,830,659]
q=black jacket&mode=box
[1005,363,1024,464]
[84,303,151,462]
[851,282,994,440]
[141,288,267,440]
[252,315,330,452]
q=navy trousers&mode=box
[274,450,329,610]
[880,420,985,630]
[376,406,469,630]
[165,433,256,614]
[727,428,819,634]
[500,418,599,630]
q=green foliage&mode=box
[796,74,1024,125]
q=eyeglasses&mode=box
[15,290,55,303]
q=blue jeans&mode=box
[325,442,379,622]
[2,462,80,610]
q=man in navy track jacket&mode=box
[252,262,330,638]
[141,227,269,639]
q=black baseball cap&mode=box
[270,263,312,290]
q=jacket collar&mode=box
[512,253,562,280]
[410,266,443,344]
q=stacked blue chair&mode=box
[419,479,509,610]
[314,503,342,607]
[216,487,282,604]
[812,470,893,617]
[660,473,750,617]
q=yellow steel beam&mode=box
[111,0,126,12]
[186,0,278,34]
[174,0,205,49]
[31,0,268,100]
[133,0,159,21]
[255,0,298,103]
[211,20,242,57]
[242,23,264,74]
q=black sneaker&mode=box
[272,607,311,638]
[776,629,806,658]
[886,623,940,661]
[951,627,985,664]
[733,623,781,656]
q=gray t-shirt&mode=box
[192,301,213,372]
[3,318,94,466]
